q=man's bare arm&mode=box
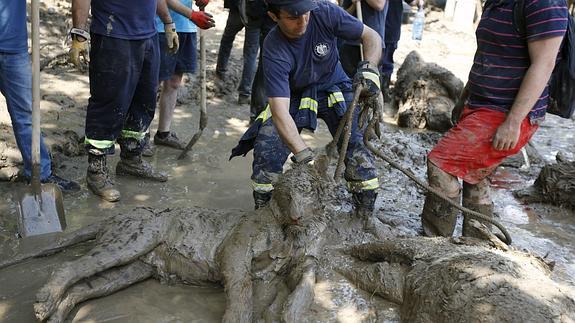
[166,0,193,17]
[347,0,386,14]
[72,0,91,30]
[269,97,307,154]
[157,0,173,24]
[492,35,564,151]
[360,25,382,67]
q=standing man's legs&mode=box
[156,73,184,141]
[216,8,245,78]
[381,42,397,100]
[421,160,461,237]
[0,52,51,180]
[423,107,538,237]
[116,35,167,182]
[0,52,79,191]
[152,32,197,150]
[237,23,260,104]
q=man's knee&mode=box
[462,179,491,205]
[427,160,460,197]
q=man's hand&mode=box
[195,0,209,10]
[69,29,89,72]
[291,147,314,164]
[164,23,179,53]
[492,118,521,151]
[353,61,381,97]
[190,11,215,29]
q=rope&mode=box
[333,86,512,245]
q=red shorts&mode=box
[428,107,538,184]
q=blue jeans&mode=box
[0,51,51,180]
[216,7,260,96]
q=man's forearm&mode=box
[269,97,307,154]
[507,36,563,124]
[167,0,193,18]
[360,25,382,68]
[72,0,91,30]
[157,0,173,24]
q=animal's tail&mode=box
[0,221,104,270]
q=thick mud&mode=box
[1,2,575,322]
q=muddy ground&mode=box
[1,1,574,322]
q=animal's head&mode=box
[269,158,342,245]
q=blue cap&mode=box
[266,0,318,16]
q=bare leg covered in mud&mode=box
[462,179,494,237]
[421,160,461,237]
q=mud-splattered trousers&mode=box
[231,82,379,194]
[84,34,160,158]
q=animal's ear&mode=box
[313,154,334,183]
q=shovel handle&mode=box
[356,0,364,61]
[31,0,41,189]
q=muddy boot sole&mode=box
[116,160,168,182]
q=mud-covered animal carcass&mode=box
[515,152,575,209]
[1,162,574,322]
[393,51,464,132]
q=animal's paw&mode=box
[35,288,58,321]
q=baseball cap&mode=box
[266,0,318,16]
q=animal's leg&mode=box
[0,220,104,270]
[218,220,257,323]
[282,257,316,323]
[35,216,163,321]
[330,249,406,304]
[47,261,153,323]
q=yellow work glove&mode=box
[69,28,90,72]
[164,23,179,54]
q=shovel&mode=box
[178,15,207,160]
[17,0,66,237]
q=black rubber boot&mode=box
[421,193,459,237]
[116,155,168,182]
[87,153,121,202]
[353,190,378,218]
[253,191,272,210]
[462,201,494,239]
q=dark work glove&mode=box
[291,147,314,164]
[353,60,381,97]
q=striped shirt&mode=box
[467,0,568,121]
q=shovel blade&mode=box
[17,183,66,237]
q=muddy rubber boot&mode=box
[116,155,168,182]
[86,153,121,202]
[462,201,494,239]
[353,190,378,218]
[421,193,459,237]
[253,191,272,210]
